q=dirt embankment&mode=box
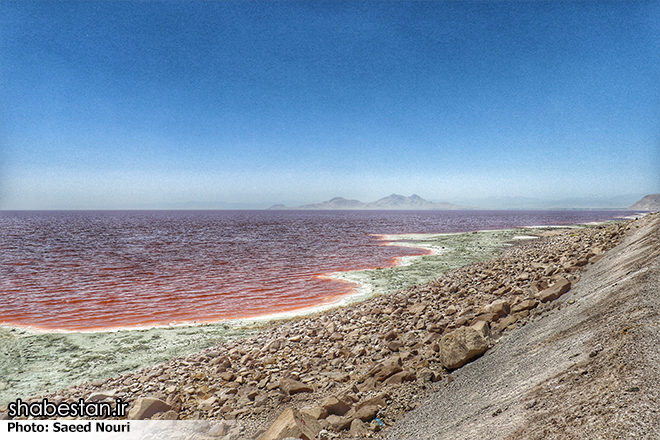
[387,213,660,440]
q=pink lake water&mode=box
[0,210,632,331]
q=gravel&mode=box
[385,213,660,440]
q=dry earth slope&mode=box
[386,214,660,440]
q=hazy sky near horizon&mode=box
[1,1,659,209]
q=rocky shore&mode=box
[387,211,659,440]
[1,217,642,440]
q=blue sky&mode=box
[1,1,659,209]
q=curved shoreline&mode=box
[0,219,635,409]
[328,227,545,302]
[0,227,526,405]
[1,215,647,440]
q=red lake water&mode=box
[0,210,633,331]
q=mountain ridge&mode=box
[269,194,468,210]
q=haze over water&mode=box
[0,210,632,331]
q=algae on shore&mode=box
[0,226,576,406]
[330,228,547,300]
[0,324,256,406]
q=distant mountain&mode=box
[296,197,369,210]
[629,194,660,211]
[269,194,467,210]
[370,194,464,210]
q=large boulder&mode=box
[536,278,571,302]
[355,393,388,412]
[486,299,510,317]
[439,323,490,370]
[325,414,353,431]
[127,397,172,420]
[383,370,416,385]
[351,404,380,423]
[350,419,370,438]
[260,407,321,440]
[302,406,328,420]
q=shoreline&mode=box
[0,219,633,409]
[386,211,660,439]
[1,215,649,439]
[329,227,548,301]
[1,212,637,335]
[0,226,536,406]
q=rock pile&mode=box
[3,221,633,440]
